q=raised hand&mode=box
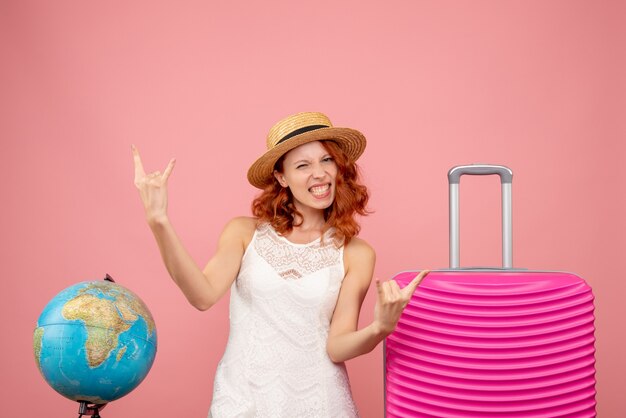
[132,144,176,225]
[374,270,430,336]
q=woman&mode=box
[132,111,428,417]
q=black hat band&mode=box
[276,125,329,146]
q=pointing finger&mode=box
[132,144,146,181]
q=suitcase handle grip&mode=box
[448,164,513,269]
[448,165,513,184]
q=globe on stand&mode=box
[33,275,157,417]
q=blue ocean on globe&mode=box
[33,280,157,404]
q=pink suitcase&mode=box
[384,165,596,417]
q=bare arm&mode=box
[132,145,253,311]
[149,216,253,310]
[326,239,379,362]
[326,238,429,363]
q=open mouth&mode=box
[309,184,331,198]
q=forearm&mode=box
[148,217,215,310]
[326,321,388,363]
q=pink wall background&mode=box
[2,1,624,416]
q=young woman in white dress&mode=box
[132,111,428,417]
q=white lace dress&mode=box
[208,223,359,418]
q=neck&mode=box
[292,203,325,232]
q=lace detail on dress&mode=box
[254,223,341,280]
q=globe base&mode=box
[78,401,107,418]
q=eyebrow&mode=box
[292,159,310,166]
[291,154,331,166]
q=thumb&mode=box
[403,269,430,296]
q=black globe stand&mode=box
[77,401,107,417]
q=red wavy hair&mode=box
[251,140,370,245]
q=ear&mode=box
[273,170,288,188]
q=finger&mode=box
[382,281,394,302]
[132,144,146,181]
[162,158,176,181]
[375,279,384,300]
[403,270,430,296]
[388,280,402,300]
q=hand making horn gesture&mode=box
[132,144,176,225]
[374,270,430,336]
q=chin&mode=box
[314,195,335,210]
[300,195,334,211]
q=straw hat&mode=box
[247,112,367,189]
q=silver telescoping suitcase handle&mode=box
[448,164,513,269]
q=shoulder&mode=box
[343,236,376,267]
[341,237,375,290]
[220,217,257,246]
[224,216,257,231]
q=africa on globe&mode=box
[33,276,157,406]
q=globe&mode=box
[33,278,157,405]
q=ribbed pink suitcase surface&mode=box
[385,165,596,417]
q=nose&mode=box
[311,162,326,178]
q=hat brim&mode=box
[247,127,366,189]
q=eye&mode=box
[322,157,334,163]
[296,163,308,169]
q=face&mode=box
[274,141,338,212]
